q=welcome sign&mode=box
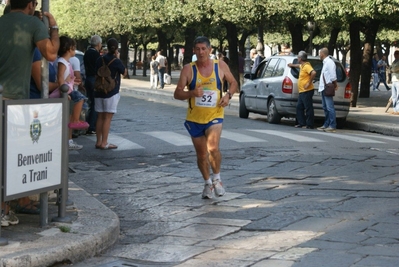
[3,100,63,200]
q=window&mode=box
[262,58,278,78]
[274,59,286,77]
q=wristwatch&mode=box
[226,92,232,99]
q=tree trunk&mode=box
[359,19,380,98]
[349,21,362,107]
[225,22,239,88]
[156,29,168,58]
[238,30,251,54]
[287,22,304,54]
[183,27,197,65]
[120,34,129,78]
[142,43,148,77]
[328,27,340,56]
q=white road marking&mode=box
[221,130,267,142]
[84,134,144,150]
[308,132,385,143]
[249,130,324,142]
[145,131,193,146]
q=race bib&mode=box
[195,89,217,107]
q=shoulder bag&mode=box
[323,74,335,97]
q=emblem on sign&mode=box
[30,110,42,143]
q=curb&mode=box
[0,182,120,267]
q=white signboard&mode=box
[5,102,63,198]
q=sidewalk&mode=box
[1,72,398,267]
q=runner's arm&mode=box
[174,64,197,100]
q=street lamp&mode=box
[307,22,316,56]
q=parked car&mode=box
[239,54,351,128]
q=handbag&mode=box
[323,74,335,97]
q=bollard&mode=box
[0,85,9,246]
[52,84,72,223]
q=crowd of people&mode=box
[0,0,126,227]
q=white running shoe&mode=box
[4,211,19,225]
[1,213,9,227]
[213,180,226,197]
[69,141,83,150]
[202,184,214,199]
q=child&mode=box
[55,36,89,150]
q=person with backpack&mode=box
[94,38,127,150]
[150,55,159,89]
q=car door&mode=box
[255,58,279,111]
[243,60,267,111]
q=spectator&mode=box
[150,55,159,89]
[371,53,379,91]
[30,48,59,99]
[84,35,102,135]
[288,51,317,129]
[377,55,391,91]
[317,47,338,132]
[251,49,264,73]
[156,50,167,89]
[0,0,60,227]
[53,36,89,150]
[94,38,127,149]
[390,50,399,113]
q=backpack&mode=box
[94,57,117,94]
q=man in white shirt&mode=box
[390,51,399,113]
[317,47,337,132]
[155,51,166,89]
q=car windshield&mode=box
[290,58,346,82]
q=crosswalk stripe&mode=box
[84,134,144,150]
[221,130,267,142]
[354,134,399,142]
[144,131,193,146]
[248,130,324,142]
[308,132,385,143]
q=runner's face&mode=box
[193,43,211,62]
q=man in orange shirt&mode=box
[288,51,316,129]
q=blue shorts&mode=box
[70,90,87,103]
[184,119,223,138]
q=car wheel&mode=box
[267,98,281,124]
[239,94,249,118]
[336,118,346,129]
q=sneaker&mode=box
[323,127,336,133]
[317,126,327,131]
[3,211,19,225]
[202,184,214,199]
[69,141,83,150]
[1,213,9,227]
[213,180,226,197]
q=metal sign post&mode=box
[0,85,8,246]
